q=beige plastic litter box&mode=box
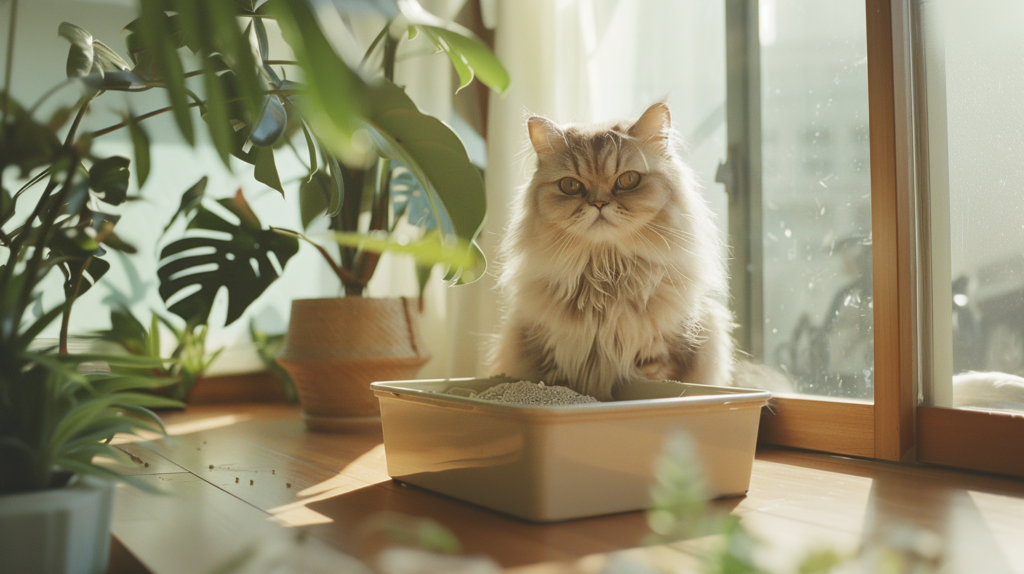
[371,378,770,522]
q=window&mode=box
[914,0,1024,476]
[724,0,885,458]
[736,0,1024,475]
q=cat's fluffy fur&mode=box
[489,103,736,400]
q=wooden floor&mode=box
[107,405,1024,573]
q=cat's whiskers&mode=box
[644,225,698,257]
[532,226,574,257]
[646,221,698,240]
[645,224,699,246]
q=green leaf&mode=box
[158,193,299,325]
[175,0,233,168]
[147,313,162,359]
[68,257,111,298]
[299,171,332,230]
[250,18,269,66]
[119,405,169,435]
[201,64,235,168]
[91,41,134,75]
[138,1,194,144]
[162,176,207,237]
[62,442,136,466]
[50,227,112,296]
[332,231,479,274]
[63,170,92,216]
[400,1,510,94]
[798,549,847,574]
[0,93,62,177]
[23,352,89,385]
[58,22,95,78]
[53,392,182,450]
[299,122,318,175]
[95,308,148,355]
[16,305,66,348]
[325,153,351,220]
[60,21,134,87]
[55,352,171,367]
[363,80,485,240]
[250,95,287,147]
[89,156,131,205]
[126,112,151,187]
[269,0,368,159]
[204,0,263,124]
[55,457,164,495]
[88,374,173,395]
[360,79,486,281]
[253,146,284,195]
[390,162,451,233]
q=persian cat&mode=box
[489,103,736,401]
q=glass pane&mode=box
[759,0,874,399]
[922,1,1024,412]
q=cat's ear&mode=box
[629,102,672,147]
[528,116,563,154]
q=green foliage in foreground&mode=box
[0,344,182,495]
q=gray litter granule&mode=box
[466,380,599,405]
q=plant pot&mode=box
[0,476,116,574]
[278,297,430,432]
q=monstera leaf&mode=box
[157,191,298,325]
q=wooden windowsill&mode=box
[107,405,1024,574]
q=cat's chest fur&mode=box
[517,247,700,395]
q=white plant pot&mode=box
[0,476,116,574]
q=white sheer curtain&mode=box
[443,0,728,377]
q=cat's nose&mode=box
[591,200,608,209]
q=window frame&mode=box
[902,0,1024,477]
[724,0,914,461]
[732,0,1024,476]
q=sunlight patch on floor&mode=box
[112,414,253,444]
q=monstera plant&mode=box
[149,0,505,317]
[109,0,509,429]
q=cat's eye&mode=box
[616,171,641,190]
[559,177,584,195]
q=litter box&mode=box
[371,377,770,522]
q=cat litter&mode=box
[450,380,598,405]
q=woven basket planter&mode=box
[278,297,430,432]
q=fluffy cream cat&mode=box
[489,103,736,401]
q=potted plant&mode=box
[0,0,235,564]
[93,307,223,402]
[1,7,184,571]
[136,0,508,430]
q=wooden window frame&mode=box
[748,0,1024,478]
[902,0,1024,478]
[725,0,913,461]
